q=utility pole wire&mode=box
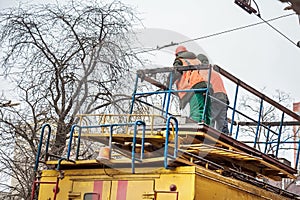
[256,14,299,47]
[135,13,297,54]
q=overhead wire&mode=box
[134,13,297,55]
[256,15,298,47]
[251,0,299,48]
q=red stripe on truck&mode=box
[116,180,128,200]
[93,180,103,200]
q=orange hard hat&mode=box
[175,46,187,55]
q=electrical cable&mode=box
[134,13,297,54]
[252,0,261,17]
[251,0,299,48]
[257,15,298,46]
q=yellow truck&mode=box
[31,65,300,200]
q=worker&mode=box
[167,46,211,124]
[197,54,229,134]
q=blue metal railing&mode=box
[202,65,212,123]
[134,65,300,170]
[230,84,239,135]
[34,124,52,172]
[275,112,285,157]
[34,65,300,173]
[35,120,148,173]
[213,65,300,169]
[55,116,180,172]
[264,125,271,154]
[133,65,211,122]
[67,124,81,160]
[131,120,146,173]
[254,99,263,148]
[296,140,300,169]
[65,115,179,171]
[66,120,146,173]
[164,116,179,169]
[66,116,179,171]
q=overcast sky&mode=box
[1,0,299,105]
[125,0,300,103]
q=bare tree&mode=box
[237,89,297,154]
[0,0,141,199]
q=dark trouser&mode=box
[211,97,229,134]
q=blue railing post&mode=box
[254,99,263,148]
[67,124,80,160]
[264,126,271,154]
[164,116,179,169]
[275,112,285,157]
[34,124,51,172]
[295,138,300,169]
[43,124,52,162]
[162,92,167,116]
[75,128,82,160]
[201,65,212,123]
[230,84,239,134]
[235,123,240,140]
[131,120,146,173]
[108,125,114,159]
[165,71,174,118]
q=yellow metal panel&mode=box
[155,192,179,200]
[72,181,94,198]
[71,180,111,200]
[37,177,57,200]
[37,166,292,200]
[194,166,290,200]
[126,180,154,199]
[155,172,195,200]
[110,180,154,200]
[38,174,73,200]
[58,177,73,199]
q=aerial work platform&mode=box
[48,119,296,180]
[32,65,300,200]
[40,118,299,200]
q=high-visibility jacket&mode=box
[199,66,229,104]
[175,57,206,99]
[200,68,227,94]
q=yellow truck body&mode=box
[37,160,292,200]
